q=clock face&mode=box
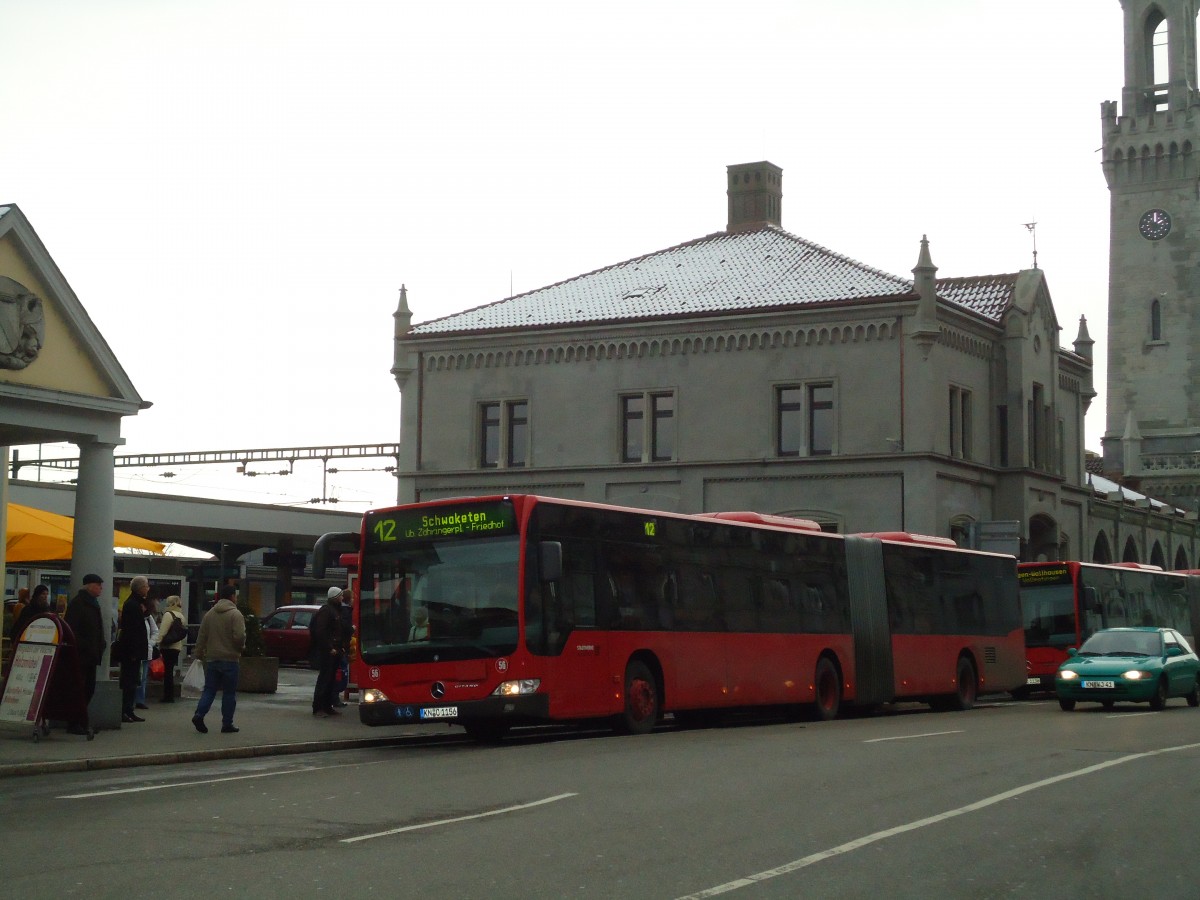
[1139,208,1172,240]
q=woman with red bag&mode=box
[157,595,187,703]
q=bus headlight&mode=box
[1058,670,1078,681]
[361,688,390,703]
[491,679,541,697]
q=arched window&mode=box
[1122,536,1140,563]
[1174,545,1190,570]
[1150,541,1166,568]
[1145,12,1169,110]
[1092,531,1113,564]
[1151,299,1162,340]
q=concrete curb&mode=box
[0,734,415,779]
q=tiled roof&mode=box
[936,274,1019,321]
[409,227,1017,336]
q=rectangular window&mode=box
[949,387,972,460]
[622,395,644,462]
[808,383,833,456]
[776,387,803,456]
[997,405,1009,467]
[479,400,529,469]
[621,391,675,463]
[480,402,501,468]
[507,401,527,468]
[651,393,674,461]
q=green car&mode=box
[1056,627,1200,712]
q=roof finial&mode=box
[1023,220,1038,269]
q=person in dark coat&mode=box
[117,576,151,723]
[310,587,344,717]
[64,575,108,716]
[2,584,52,679]
[333,595,354,708]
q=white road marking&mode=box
[1107,711,1156,719]
[341,792,579,844]
[58,757,394,799]
[676,740,1200,898]
[863,730,963,743]
[58,766,320,799]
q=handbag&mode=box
[162,613,186,646]
[148,656,165,681]
[181,658,206,698]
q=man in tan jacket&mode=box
[191,583,246,734]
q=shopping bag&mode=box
[181,659,206,698]
[149,656,165,681]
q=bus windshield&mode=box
[1020,582,1078,648]
[359,534,520,664]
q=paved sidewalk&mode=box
[0,665,414,778]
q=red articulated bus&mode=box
[316,495,1025,741]
[1016,561,1200,695]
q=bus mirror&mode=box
[539,541,563,582]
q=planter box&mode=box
[236,656,279,694]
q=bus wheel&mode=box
[813,656,841,721]
[950,656,978,711]
[1149,677,1168,711]
[463,721,510,743]
[618,661,659,735]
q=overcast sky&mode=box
[2,0,1123,510]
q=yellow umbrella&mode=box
[5,502,165,562]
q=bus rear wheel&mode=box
[813,656,841,721]
[618,660,660,735]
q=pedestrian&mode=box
[191,583,246,735]
[158,595,186,703]
[136,592,159,709]
[63,575,107,735]
[311,586,344,717]
[117,576,152,723]
[2,584,51,679]
[9,587,29,636]
[334,590,354,708]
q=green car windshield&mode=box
[1078,631,1163,657]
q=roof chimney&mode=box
[726,161,783,232]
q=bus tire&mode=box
[951,656,978,711]
[1149,677,1168,711]
[813,656,841,721]
[618,660,659,735]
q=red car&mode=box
[259,604,320,663]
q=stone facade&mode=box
[1102,0,1200,514]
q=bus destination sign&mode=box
[367,501,517,545]
[1017,565,1070,586]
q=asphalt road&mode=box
[3,696,1198,899]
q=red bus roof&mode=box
[854,531,959,548]
[698,511,823,531]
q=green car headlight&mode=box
[1059,670,1079,681]
[1122,670,1148,681]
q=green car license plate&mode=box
[1081,680,1115,689]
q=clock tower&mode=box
[1102,0,1200,511]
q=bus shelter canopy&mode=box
[5,502,165,563]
